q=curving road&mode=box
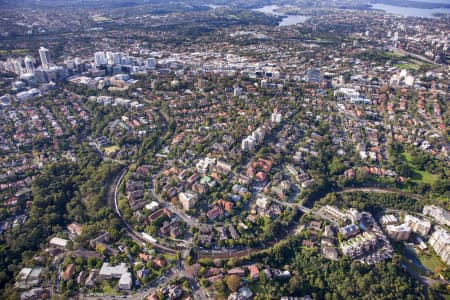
[113,168,433,258]
[112,167,180,255]
[101,102,441,297]
[108,168,446,297]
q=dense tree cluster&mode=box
[0,150,122,297]
[318,191,424,214]
[233,235,427,299]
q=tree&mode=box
[95,243,106,255]
[213,279,227,296]
[259,270,267,286]
[66,240,74,251]
[226,275,242,292]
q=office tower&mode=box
[24,56,35,74]
[39,47,51,70]
[106,52,122,65]
[33,68,48,83]
[147,58,156,69]
[106,52,114,65]
[65,59,75,70]
[94,52,107,67]
[393,31,399,41]
[112,52,122,65]
[12,58,24,75]
[233,87,243,97]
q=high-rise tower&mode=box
[39,47,51,70]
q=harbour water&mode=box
[255,3,450,21]
[253,5,310,26]
[371,3,450,18]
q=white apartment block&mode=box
[429,230,450,266]
[404,215,431,237]
[386,224,411,241]
[423,205,450,227]
[179,192,196,210]
[99,263,132,290]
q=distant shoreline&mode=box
[371,0,450,9]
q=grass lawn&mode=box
[402,152,440,185]
[162,253,177,261]
[101,281,118,296]
[92,16,112,22]
[103,145,120,153]
[418,251,447,273]
[11,49,28,54]
[384,51,404,58]
[397,63,420,70]
[0,49,28,55]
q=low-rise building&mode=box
[341,232,378,258]
[126,180,146,211]
[49,237,69,249]
[145,201,159,212]
[16,267,42,289]
[206,206,224,220]
[229,224,240,240]
[340,224,360,239]
[320,206,347,223]
[256,196,270,210]
[62,264,75,281]
[20,287,49,300]
[159,220,182,238]
[67,222,82,236]
[118,272,132,290]
[85,269,98,287]
[247,264,259,281]
[216,160,233,173]
[98,263,132,290]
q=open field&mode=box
[402,152,440,185]
[418,251,447,273]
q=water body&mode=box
[254,5,283,15]
[410,0,450,4]
[279,15,310,26]
[208,4,228,9]
[253,5,310,26]
[372,3,450,18]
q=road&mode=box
[112,167,180,254]
[108,169,444,297]
[115,175,430,258]
[270,195,311,213]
